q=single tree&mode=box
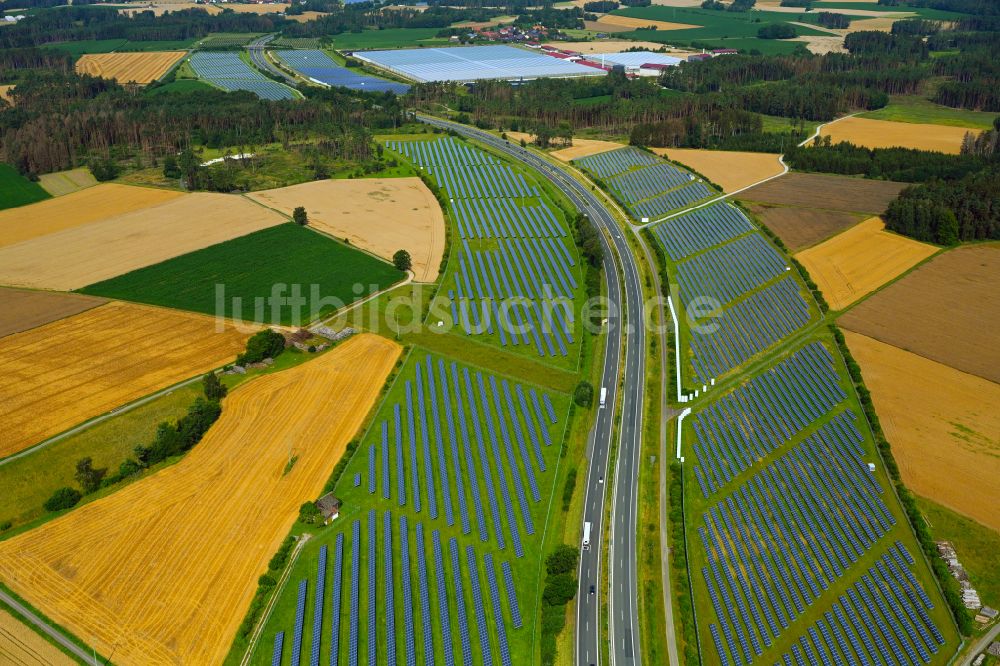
[74,457,108,494]
[573,381,594,408]
[44,487,82,512]
[393,249,412,272]
[202,372,228,401]
[293,206,308,226]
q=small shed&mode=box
[316,493,342,524]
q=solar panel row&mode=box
[189,52,296,100]
[275,49,410,94]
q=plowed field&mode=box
[843,331,1000,533]
[75,51,186,84]
[0,333,400,665]
[820,116,977,154]
[0,287,106,338]
[738,172,906,213]
[0,301,252,457]
[795,217,937,310]
[747,203,863,251]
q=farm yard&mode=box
[36,167,97,197]
[650,148,784,193]
[247,177,445,282]
[0,333,400,666]
[0,183,181,248]
[0,287,105,338]
[0,301,251,458]
[245,348,570,666]
[838,245,1000,384]
[737,172,907,215]
[385,137,585,366]
[794,217,938,311]
[843,331,1000,534]
[81,223,406,326]
[75,50,185,84]
[189,52,298,100]
[0,192,286,290]
[746,204,864,252]
[0,608,75,666]
[818,117,979,154]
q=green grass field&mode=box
[328,28,450,50]
[859,95,999,129]
[0,163,51,211]
[43,39,130,55]
[118,38,199,51]
[230,347,572,666]
[80,223,405,326]
[811,1,970,20]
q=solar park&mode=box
[385,137,582,362]
[255,350,567,665]
[649,159,960,665]
[189,52,297,100]
[274,50,410,94]
[574,146,718,222]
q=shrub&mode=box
[238,329,286,366]
[546,544,580,575]
[543,572,578,605]
[202,371,228,401]
[573,381,594,408]
[562,467,577,511]
[44,487,82,512]
[298,501,322,525]
[0,520,12,532]
[293,206,308,225]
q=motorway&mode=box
[246,35,298,85]
[417,115,647,666]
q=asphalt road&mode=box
[415,115,646,666]
[247,35,297,84]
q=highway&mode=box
[246,34,297,85]
[416,115,647,666]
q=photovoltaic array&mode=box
[388,137,579,358]
[575,146,716,221]
[274,50,410,94]
[188,52,296,100]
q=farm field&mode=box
[0,287,106,338]
[843,331,1000,533]
[542,39,682,53]
[328,27,449,49]
[819,116,977,154]
[747,203,864,251]
[0,608,75,666]
[738,172,907,214]
[795,217,937,311]
[36,167,97,197]
[0,84,12,104]
[592,14,701,30]
[81,223,406,326]
[838,245,1000,383]
[0,192,286,290]
[0,301,251,458]
[247,178,444,282]
[241,347,570,666]
[650,148,784,193]
[551,138,623,161]
[858,95,999,130]
[0,183,181,248]
[0,163,49,211]
[75,50,186,84]
[0,333,400,666]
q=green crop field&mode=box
[118,38,199,51]
[0,163,51,211]
[328,28,450,50]
[859,95,999,129]
[80,224,405,326]
[43,39,130,55]
[811,1,970,20]
[231,347,571,666]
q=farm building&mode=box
[585,51,682,76]
[316,493,342,523]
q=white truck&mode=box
[599,387,607,409]
[582,521,592,551]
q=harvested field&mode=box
[247,177,445,282]
[0,287,106,338]
[0,183,182,248]
[0,333,399,665]
[737,172,907,213]
[553,138,625,161]
[843,331,1000,533]
[748,203,863,251]
[0,608,74,666]
[795,217,936,310]
[819,116,976,154]
[75,51,186,84]
[651,148,784,192]
[37,167,97,197]
[839,244,1000,383]
[0,301,252,458]
[0,192,285,290]
[590,14,700,30]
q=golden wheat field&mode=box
[795,217,937,310]
[0,192,285,290]
[554,139,626,161]
[248,177,445,282]
[819,116,977,154]
[0,301,253,458]
[75,51,186,85]
[0,183,182,249]
[0,608,75,666]
[0,334,400,665]
[587,14,700,30]
[650,148,784,192]
[843,331,1000,533]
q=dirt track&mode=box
[839,244,1000,383]
[795,217,937,310]
[0,333,399,665]
[248,178,444,282]
[0,301,252,458]
[844,331,1000,533]
[0,287,106,339]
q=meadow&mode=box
[81,223,406,326]
[858,95,999,130]
[329,28,450,50]
[0,163,50,211]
